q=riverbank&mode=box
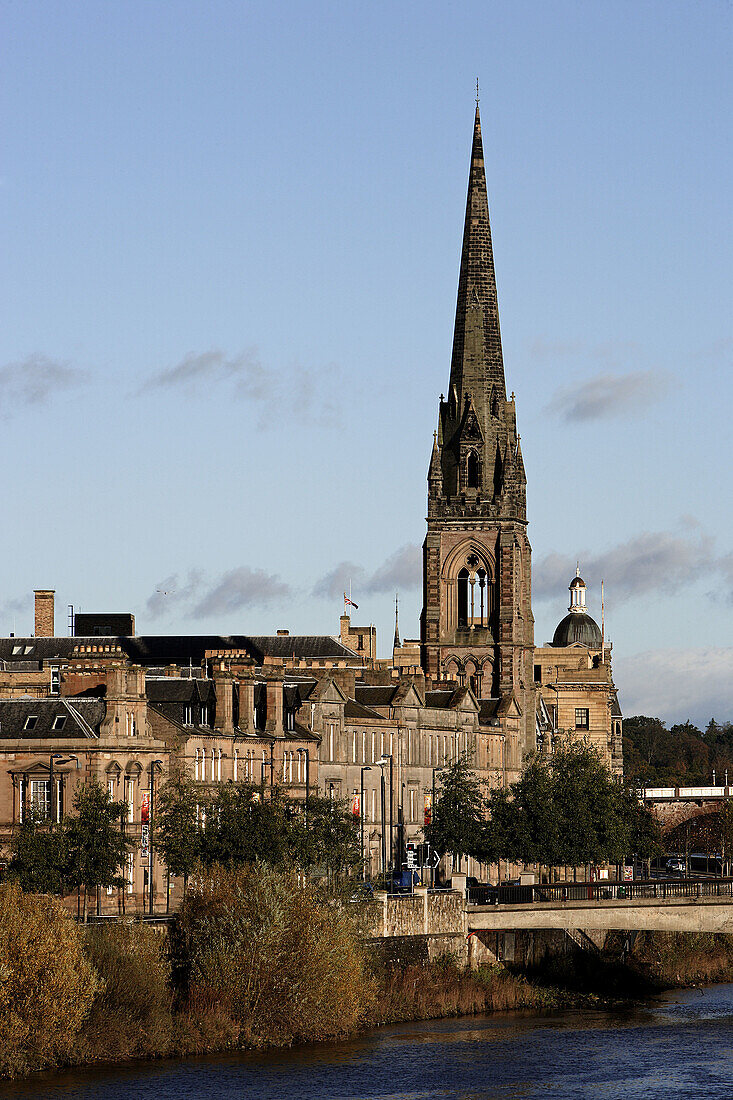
[5,873,733,1081]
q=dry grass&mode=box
[370,957,555,1025]
[632,932,733,987]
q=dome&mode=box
[569,575,585,589]
[552,612,602,648]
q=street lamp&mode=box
[49,753,78,827]
[360,765,371,879]
[148,759,163,915]
[297,747,310,814]
[378,754,393,869]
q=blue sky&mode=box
[2,1,731,726]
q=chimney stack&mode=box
[34,590,55,637]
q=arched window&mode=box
[457,569,469,627]
[466,451,479,488]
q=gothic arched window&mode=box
[457,569,469,627]
[466,451,479,488]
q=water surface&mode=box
[5,985,733,1099]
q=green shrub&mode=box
[0,883,99,1077]
[171,863,375,1044]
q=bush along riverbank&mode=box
[5,872,733,1079]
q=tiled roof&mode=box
[0,634,360,667]
[0,698,105,740]
[344,699,386,721]
[354,685,397,708]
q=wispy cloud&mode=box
[365,544,421,594]
[146,566,291,621]
[615,647,733,727]
[0,354,88,410]
[533,528,715,605]
[141,347,339,427]
[546,370,669,422]
[193,567,291,617]
[312,562,365,602]
[0,593,32,630]
[312,544,421,602]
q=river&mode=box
[4,984,733,1099]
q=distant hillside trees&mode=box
[624,716,733,786]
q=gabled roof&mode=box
[344,699,386,721]
[354,685,397,708]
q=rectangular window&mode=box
[50,667,60,694]
[52,715,67,732]
[329,725,335,760]
[371,731,375,763]
[407,729,412,765]
[183,705,193,726]
[534,664,542,684]
[30,779,50,820]
[575,708,590,729]
[200,706,209,727]
[409,788,416,822]
[24,715,38,731]
[124,776,134,823]
[352,731,357,763]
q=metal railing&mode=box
[467,877,733,907]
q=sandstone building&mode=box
[0,106,622,907]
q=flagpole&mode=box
[601,580,605,660]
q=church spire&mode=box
[449,103,506,408]
[393,593,401,650]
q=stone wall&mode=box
[370,888,467,939]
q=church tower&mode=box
[420,103,535,749]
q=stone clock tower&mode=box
[420,104,535,751]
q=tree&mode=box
[489,741,661,872]
[199,784,292,869]
[290,794,361,877]
[64,779,133,921]
[423,754,489,869]
[7,816,70,895]
[155,770,201,900]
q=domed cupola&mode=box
[552,565,602,648]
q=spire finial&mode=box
[476,77,480,106]
[576,561,580,577]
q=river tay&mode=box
[3,984,733,1100]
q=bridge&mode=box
[467,878,733,934]
[641,784,733,832]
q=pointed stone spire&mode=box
[393,593,401,651]
[428,430,442,493]
[449,103,506,409]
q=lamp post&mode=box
[260,759,268,797]
[148,759,163,915]
[360,765,371,879]
[297,747,310,815]
[378,754,393,868]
